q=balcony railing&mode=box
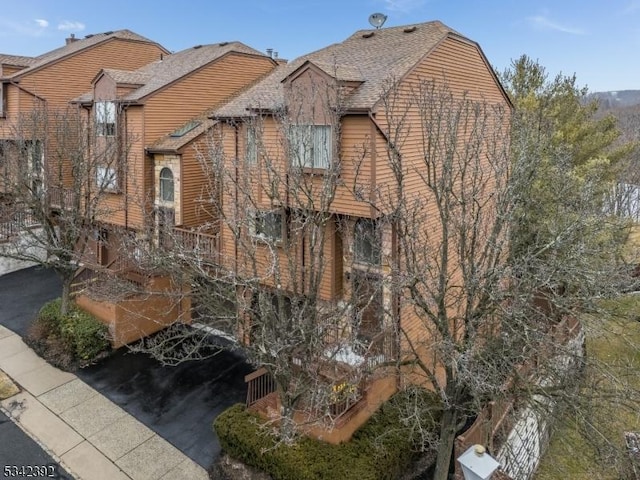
[0,210,39,242]
[48,187,76,210]
[245,366,367,424]
[173,227,219,263]
[245,367,278,408]
[324,328,398,371]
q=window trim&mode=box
[251,209,286,243]
[354,218,382,266]
[290,124,332,170]
[96,165,119,192]
[95,101,116,137]
[159,167,175,202]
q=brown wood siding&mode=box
[18,39,165,111]
[2,65,26,76]
[95,105,146,229]
[373,36,510,365]
[332,115,373,217]
[375,36,508,195]
[180,144,215,228]
[143,54,275,145]
[125,106,147,229]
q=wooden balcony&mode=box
[0,209,39,242]
[48,187,76,210]
[172,227,219,263]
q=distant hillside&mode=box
[589,90,640,110]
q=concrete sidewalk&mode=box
[0,325,208,480]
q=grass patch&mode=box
[535,295,640,479]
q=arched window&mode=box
[354,218,381,265]
[159,167,174,202]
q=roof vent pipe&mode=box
[266,48,273,58]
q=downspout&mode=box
[232,121,239,278]
[121,103,129,230]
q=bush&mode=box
[59,308,110,361]
[27,298,110,369]
[214,389,442,480]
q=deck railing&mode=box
[365,329,398,370]
[0,210,39,242]
[172,227,219,263]
[245,367,278,408]
[48,187,76,210]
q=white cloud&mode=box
[0,18,47,37]
[527,15,586,35]
[34,19,49,28]
[383,0,426,13]
[57,20,85,32]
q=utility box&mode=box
[458,444,501,480]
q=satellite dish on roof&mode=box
[368,13,387,29]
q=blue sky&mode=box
[0,0,638,92]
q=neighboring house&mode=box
[0,31,169,198]
[70,42,279,345]
[200,20,511,441]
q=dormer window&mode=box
[290,125,331,169]
[95,101,116,136]
[159,167,174,202]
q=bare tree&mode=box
[130,75,395,442]
[364,74,633,479]
[124,71,635,479]
[0,104,126,314]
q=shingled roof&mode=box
[3,30,166,80]
[0,54,38,70]
[214,21,460,117]
[74,42,270,104]
[120,42,269,101]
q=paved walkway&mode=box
[0,325,208,480]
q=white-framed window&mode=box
[246,124,257,165]
[354,218,382,265]
[159,167,174,202]
[252,210,284,242]
[96,165,118,191]
[290,124,331,169]
[95,101,116,137]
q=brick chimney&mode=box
[65,34,79,45]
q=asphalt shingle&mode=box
[213,21,459,117]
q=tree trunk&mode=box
[279,398,297,444]
[433,407,459,480]
[59,273,74,316]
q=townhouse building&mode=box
[70,42,279,345]
[142,21,512,441]
[0,30,169,199]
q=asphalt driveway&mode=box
[0,267,253,469]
